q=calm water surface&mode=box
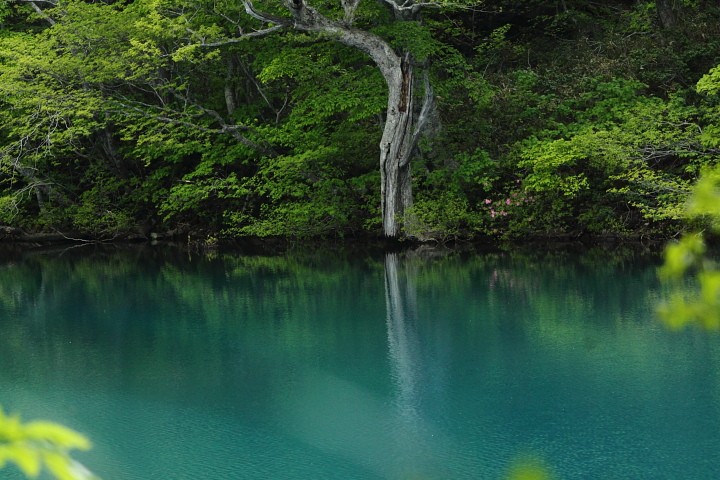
[1,245,719,479]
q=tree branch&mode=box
[379,0,481,16]
[112,95,277,158]
[411,67,434,145]
[195,25,287,46]
[23,0,56,25]
[243,0,291,26]
[340,0,361,24]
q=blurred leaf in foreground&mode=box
[0,407,98,480]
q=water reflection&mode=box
[384,252,453,477]
[268,251,451,478]
[1,245,720,479]
[384,252,422,423]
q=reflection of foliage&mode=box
[0,243,669,478]
[0,407,96,480]
[0,245,387,383]
[0,242,657,364]
[393,243,658,350]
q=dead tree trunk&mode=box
[380,54,415,238]
[379,55,433,237]
[242,0,434,238]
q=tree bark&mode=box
[380,54,416,238]
[224,57,237,116]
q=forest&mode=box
[1,0,720,243]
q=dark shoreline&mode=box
[0,225,671,260]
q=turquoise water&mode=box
[1,245,719,479]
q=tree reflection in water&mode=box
[274,251,455,479]
[3,245,710,479]
[384,252,422,425]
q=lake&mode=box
[1,244,719,479]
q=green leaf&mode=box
[24,422,91,451]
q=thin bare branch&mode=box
[243,0,290,25]
[25,0,56,25]
[15,0,56,4]
[380,0,485,14]
[112,95,277,157]
[236,59,286,123]
[340,0,360,24]
[196,25,286,46]
[412,68,434,143]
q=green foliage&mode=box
[0,407,96,480]
[0,195,20,224]
[404,193,478,242]
[656,62,720,329]
[658,166,720,329]
[696,65,720,96]
[1,0,719,241]
[686,165,720,227]
[501,77,712,236]
[229,39,387,237]
[230,147,362,238]
[69,187,137,239]
[373,21,442,62]
[474,24,514,66]
[659,232,706,281]
[0,2,11,24]
[657,237,720,331]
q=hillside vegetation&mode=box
[1,0,719,242]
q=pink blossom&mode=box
[505,199,511,205]
[484,199,492,205]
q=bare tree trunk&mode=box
[243,0,434,238]
[224,57,237,116]
[380,55,416,238]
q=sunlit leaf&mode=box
[506,457,553,480]
[24,422,91,451]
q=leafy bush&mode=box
[404,193,481,242]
